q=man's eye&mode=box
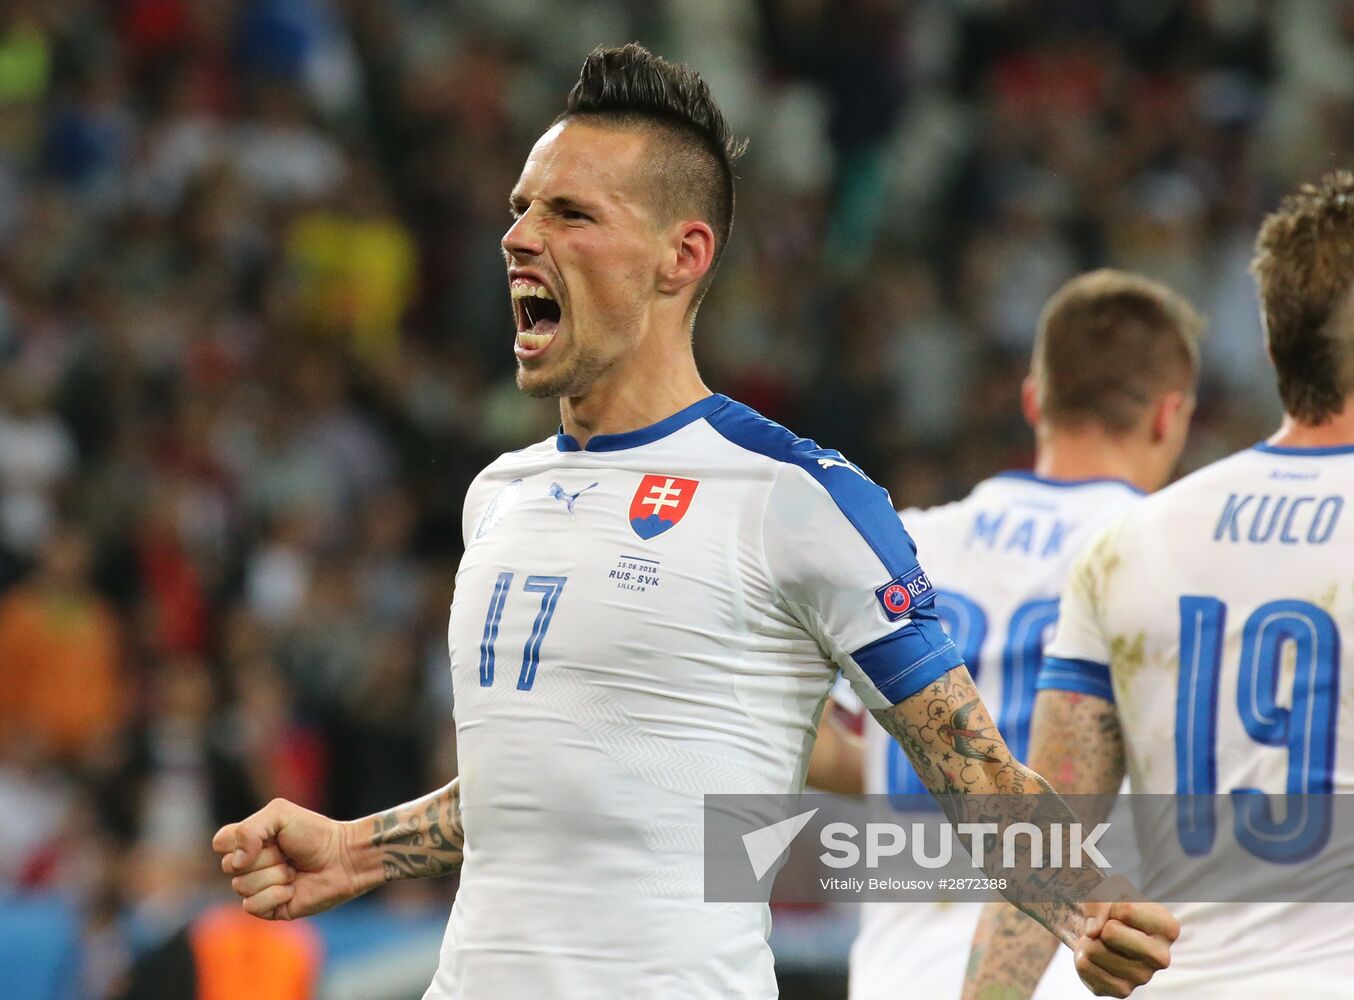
[561,209,589,222]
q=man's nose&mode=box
[502,208,544,259]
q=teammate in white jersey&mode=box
[809,270,1202,1000]
[966,171,1354,999]
[211,45,1180,998]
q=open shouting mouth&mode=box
[511,275,562,360]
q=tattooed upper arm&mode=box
[870,664,1035,796]
[1026,690,1125,798]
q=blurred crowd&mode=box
[0,0,1351,996]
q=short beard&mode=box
[515,345,613,399]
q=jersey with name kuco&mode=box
[1040,443,1354,998]
[425,394,962,1000]
[847,472,1143,1000]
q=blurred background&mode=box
[0,0,1350,997]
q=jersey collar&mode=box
[992,469,1146,495]
[1252,441,1354,456]
[555,394,730,452]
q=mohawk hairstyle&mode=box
[1251,169,1354,424]
[558,43,748,300]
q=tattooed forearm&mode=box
[872,666,1106,944]
[960,689,1128,996]
[369,777,465,882]
[963,900,1063,1000]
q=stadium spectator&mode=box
[0,523,126,762]
[117,901,323,1000]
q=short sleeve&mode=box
[762,463,962,709]
[1037,527,1116,703]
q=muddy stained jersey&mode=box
[846,472,1144,1000]
[1041,443,1354,998]
[425,395,963,1000]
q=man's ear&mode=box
[1021,376,1042,430]
[657,220,715,296]
[1150,390,1191,443]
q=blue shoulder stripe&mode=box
[705,400,917,576]
[1036,656,1115,703]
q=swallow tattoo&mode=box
[937,698,1003,763]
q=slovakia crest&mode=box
[629,474,699,539]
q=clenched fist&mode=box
[1074,875,1180,997]
[212,798,375,920]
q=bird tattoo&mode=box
[937,698,1002,762]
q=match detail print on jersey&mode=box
[629,474,699,539]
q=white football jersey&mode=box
[1042,443,1354,998]
[847,472,1144,1000]
[425,395,962,1000]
